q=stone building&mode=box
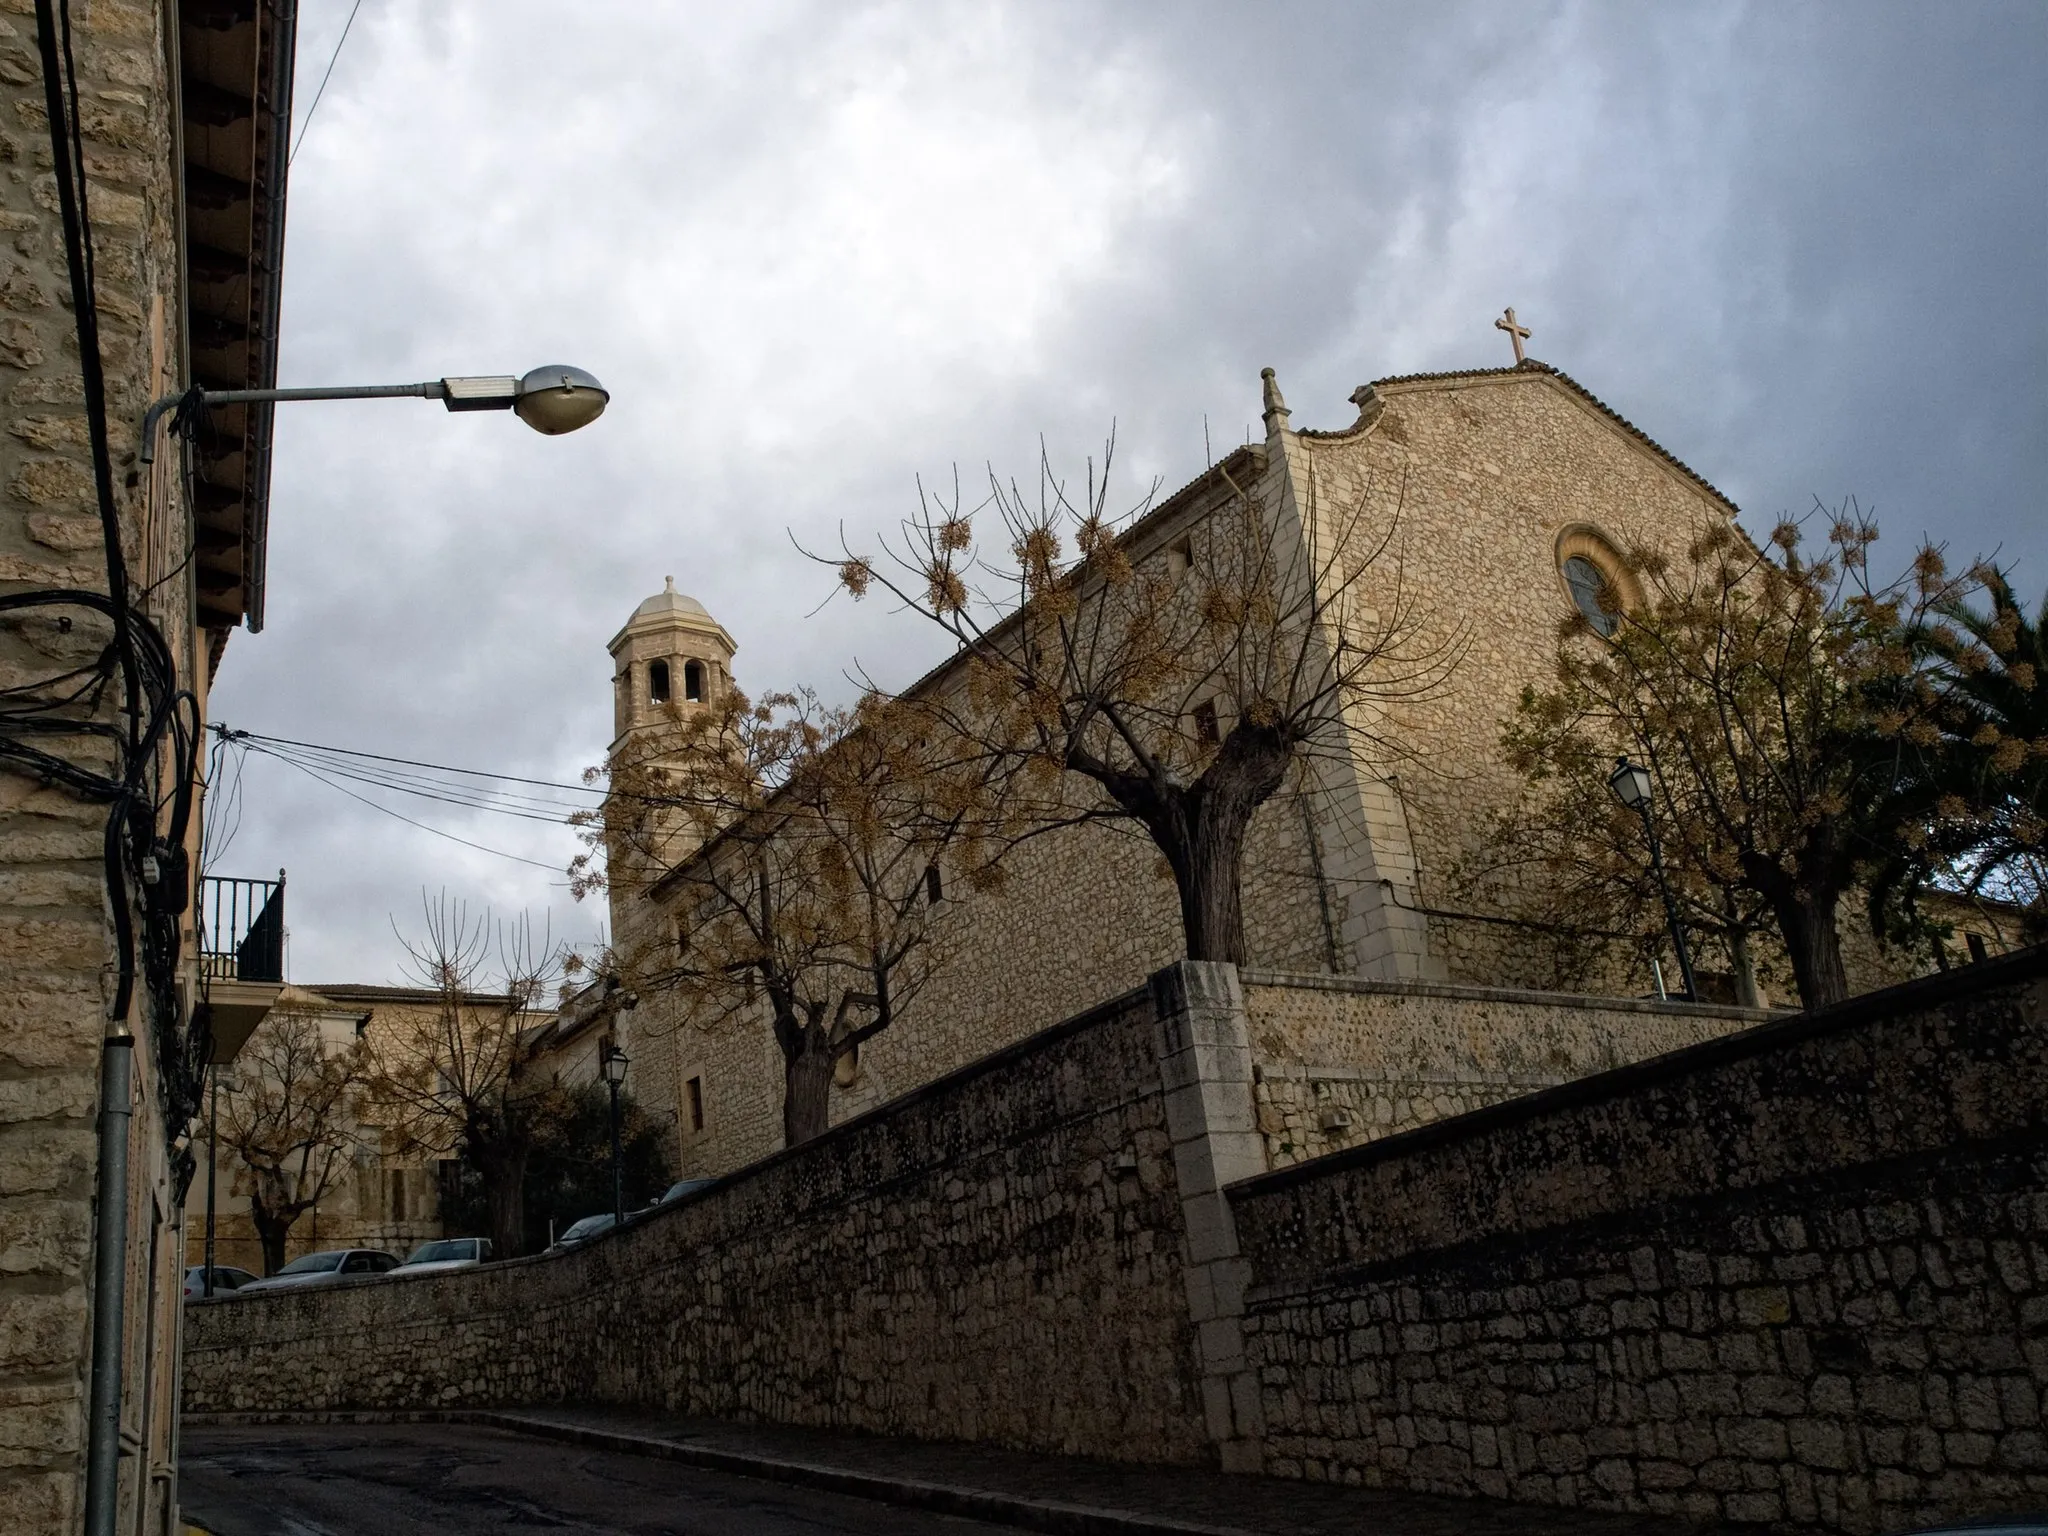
[184,984,563,1277]
[0,3,296,1532]
[600,355,1967,1182]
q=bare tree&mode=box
[216,1009,365,1275]
[581,687,997,1145]
[820,434,1452,963]
[362,895,566,1257]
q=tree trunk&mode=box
[249,1198,294,1276]
[1728,928,1764,1009]
[782,1030,835,1147]
[474,1143,529,1257]
[1165,724,1294,963]
[1772,890,1849,1011]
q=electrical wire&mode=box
[217,731,573,872]
[288,0,363,167]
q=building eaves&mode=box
[1301,359,1738,517]
[302,983,524,1009]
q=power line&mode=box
[289,0,363,168]
[251,745,570,872]
[222,727,607,797]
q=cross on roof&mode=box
[1495,307,1531,365]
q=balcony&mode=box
[200,872,285,984]
[200,872,285,1063]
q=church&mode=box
[598,345,1934,1177]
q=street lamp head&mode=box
[514,364,608,436]
[1608,756,1654,812]
[600,1042,629,1086]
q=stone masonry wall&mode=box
[0,4,197,1534]
[1230,947,2048,1534]
[1242,972,1765,1169]
[186,981,1224,1466]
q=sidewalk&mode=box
[187,1404,1738,1535]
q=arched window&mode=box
[1554,527,1640,640]
[649,659,671,704]
[684,659,705,702]
[1562,555,1619,637]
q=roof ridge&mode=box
[1303,359,1737,515]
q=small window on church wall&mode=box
[649,659,671,703]
[1166,536,1193,579]
[1562,556,1620,637]
[684,660,704,702]
[675,917,688,959]
[1192,699,1220,746]
[925,864,943,905]
[685,1075,704,1133]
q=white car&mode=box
[236,1248,401,1295]
[393,1237,493,1275]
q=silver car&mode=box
[236,1248,400,1295]
[393,1237,493,1276]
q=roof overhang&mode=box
[178,0,297,650]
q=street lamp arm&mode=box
[138,365,607,465]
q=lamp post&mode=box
[1608,756,1699,1002]
[599,1041,629,1228]
[201,1064,233,1298]
[138,364,610,465]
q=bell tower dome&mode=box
[607,576,737,745]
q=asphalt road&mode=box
[180,1422,1012,1536]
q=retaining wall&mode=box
[185,977,1229,1463]
[1231,948,2048,1534]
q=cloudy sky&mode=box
[206,0,2047,985]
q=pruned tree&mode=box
[216,1009,365,1275]
[362,894,567,1257]
[1503,506,1978,1010]
[819,434,1452,964]
[1449,775,1779,1004]
[580,686,998,1145]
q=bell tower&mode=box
[608,575,737,745]
[603,578,738,956]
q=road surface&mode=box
[180,1421,1010,1536]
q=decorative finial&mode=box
[1495,307,1531,365]
[664,575,675,593]
[1260,367,1291,434]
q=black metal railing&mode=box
[200,872,285,984]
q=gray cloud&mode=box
[207,0,2046,983]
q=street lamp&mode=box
[137,364,610,465]
[599,1041,629,1228]
[1608,755,1699,1002]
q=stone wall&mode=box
[1241,972,1766,1168]
[0,4,199,1532]
[185,979,1223,1465]
[1231,947,2048,1534]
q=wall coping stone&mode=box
[1240,967,1777,1020]
[1231,942,2046,1202]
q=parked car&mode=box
[236,1248,400,1295]
[182,1264,257,1300]
[393,1237,493,1275]
[657,1178,716,1205]
[543,1214,617,1255]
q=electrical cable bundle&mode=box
[1,0,210,1190]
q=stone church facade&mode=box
[602,358,1921,1178]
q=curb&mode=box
[182,1410,1263,1536]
